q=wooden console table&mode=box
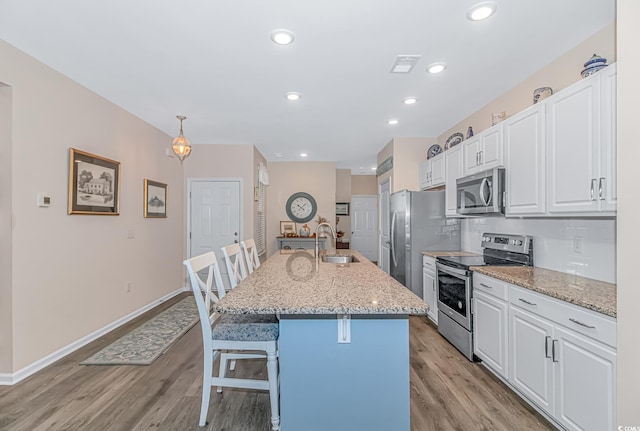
[277,237,327,250]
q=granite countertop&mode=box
[472,266,617,318]
[422,251,480,258]
[214,249,427,316]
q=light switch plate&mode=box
[37,193,51,207]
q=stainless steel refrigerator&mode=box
[389,189,460,298]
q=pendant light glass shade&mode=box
[172,115,191,162]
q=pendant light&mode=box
[172,115,191,162]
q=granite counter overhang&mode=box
[472,266,616,318]
[214,249,428,316]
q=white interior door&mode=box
[379,178,391,273]
[350,196,378,263]
[190,180,241,290]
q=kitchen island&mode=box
[214,249,427,431]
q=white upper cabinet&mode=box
[445,145,463,217]
[546,75,601,213]
[499,63,616,217]
[504,103,546,215]
[599,63,617,211]
[546,63,616,215]
[418,153,445,190]
[462,124,504,176]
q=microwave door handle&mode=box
[390,210,398,267]
[479,178,490,206]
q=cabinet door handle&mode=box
[479,151,483,165]
[545,336,551,358]
[599,177,605,200]
[479,283,493,289]
[518,298,537,306]
[569,318,596,329]
[590,179,597,201]
[552,339,559,363]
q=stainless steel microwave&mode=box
[456,167,505,216]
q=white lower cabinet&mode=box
[509,305,556,416]
[553,326,616,431]
[422,256,438,323]
[472,274,616,431]
[472,273,509,379]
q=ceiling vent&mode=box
[390,55,422,74]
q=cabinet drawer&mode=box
[422,256,436,273]
[509,285,616,348]
[473,273,508,300]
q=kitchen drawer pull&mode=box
[545,336,551,358]
[518,298,537,306]
[569,318,596,329]
[552,339,559,362]
[479,283,493,289]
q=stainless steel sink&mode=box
[321,254,360,264]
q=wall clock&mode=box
[286,192,317,223]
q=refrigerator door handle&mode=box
[390,210,398,267]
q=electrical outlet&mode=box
[126,281,132,293]
[573,237,583,254]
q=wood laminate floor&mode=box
[0,294,554,431]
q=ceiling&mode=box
[0,1,614,174]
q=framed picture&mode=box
[280,220,297,236]
[68,148,120,215]
[336,202,350,216]
[144,179,167,218]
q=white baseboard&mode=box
[0,287,190,386]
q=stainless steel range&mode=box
[435,233,534,360]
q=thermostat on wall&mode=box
[37,193,51,207]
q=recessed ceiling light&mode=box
[286,92,301,101]
[274,153,284,157]
[300,153,308,157]
[426,62,447,74]
[271,29,295,45]
[387,119,399,125]
[467,2,498,21]
[371,167,377,171]
[403,97,418,105]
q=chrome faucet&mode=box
[315,222,337,263]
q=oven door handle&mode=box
[436,261,470,278]
[390,210,398,268]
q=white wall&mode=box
[0,39,184,373]
[617,0,640,424]
[462,218,616,283]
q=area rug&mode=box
[81,296,199,365]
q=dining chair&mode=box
[183,251,280,430]
[221,243,248,290]
[241,238,261,274]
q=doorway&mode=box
[188,179,242,290]
[350,196,378,262]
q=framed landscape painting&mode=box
[144,179,167,218]
[68,148,120,215]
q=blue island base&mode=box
[278,314,410,431]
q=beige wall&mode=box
[617,0,640,424]
[0,39,184,372]
[351,175,377,195]
[0,85,12,372]
[183,144,256,245]
[377,137,435,192]
[336,169,352,241]
[439,23,616,143]
[267,162,336,256]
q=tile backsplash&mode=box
[461,217,616,283]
